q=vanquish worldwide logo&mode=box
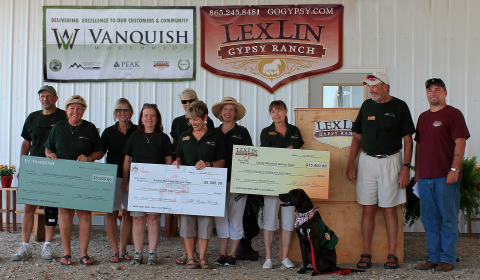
[313,119,354,149]
[201,5,344,93]
[52,29,80,49]
[49,59,62,72]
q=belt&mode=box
[362,150,400,159]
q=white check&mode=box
[128,163,227,217]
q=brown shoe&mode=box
[414,261,438,270]
[435,262,454,272]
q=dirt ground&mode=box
[1,229,480,279]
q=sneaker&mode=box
[12,244,33,261]
[132,250,143,265]
[42,244,54,260]
[263,258,273,269]
[281,257,295,268]
[215,254,227,265]
[225,255,236,266]
[148,251,157,265]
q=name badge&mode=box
[182,136,190,141]
[367,116,376,121]
[269,131,277,135]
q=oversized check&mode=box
[17,156,117,212]
[128,163,227,217]
[230,145,330,199]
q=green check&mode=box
[17,156,117,213]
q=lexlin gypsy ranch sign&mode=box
[201,5,343,93]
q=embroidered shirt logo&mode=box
[206,141,216,146]
[325,232,331,241]
[232,135,242,140]
[385,113,396,117]
[291,135,299,139]
[433,121,442,127]
[79,136,89,140]
[368,116,376,121]
[268,131,277,135]
[182,136,190,141]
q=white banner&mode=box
[128,163,227,217]
[43,7,196,82]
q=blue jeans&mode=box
[418,178,460,265]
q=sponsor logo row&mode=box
[49,59,191,72]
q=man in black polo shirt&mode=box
[13,85,66,261]
[346,73,415,270]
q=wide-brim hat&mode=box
[211,97,246,122]
[65,95,88,110]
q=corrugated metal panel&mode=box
[1,0,479,230]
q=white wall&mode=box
[1,0,479,230]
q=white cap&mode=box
[363,72,390,86]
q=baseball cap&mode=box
[38,85,57,96]
[425,78,446,89]
[363,72,390,86]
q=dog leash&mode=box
[306,229,353,276]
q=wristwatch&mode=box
[403,163,411,168]
[450,167,460,173]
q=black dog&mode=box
[279,188,363,276]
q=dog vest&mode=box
[295,208,338,251]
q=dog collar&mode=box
[294,207,318,228]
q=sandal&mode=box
[80,255,93,265]
[357,253,372,269]
[120,252,133,261]
[176,253,187,265]
[109,253,120,263]
[60,255,72,266]
[199,258,214,269]
[185,258,199,269]
[384,254,399,269]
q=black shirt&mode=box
[260,122,304,149]
[352,97,415,155]
[101,122,137,178]
[176,127,226,166]
[123,131,173,164]
[21,108,67,157]
[170,115,215,141]
[45,119,103,160]
[215,123,253,181]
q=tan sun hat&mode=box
[211,97,246,122]
[65,95,88,110]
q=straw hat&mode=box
[211,97,246,122]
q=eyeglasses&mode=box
[143,103,157,108]
[115,108,130,113]
[366,75,386,84]
[181,99,196,104]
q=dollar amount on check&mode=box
[230,145,330,199]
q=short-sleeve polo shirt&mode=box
[176,127,226,166]
[101,122,137,178]
[123,131,173,164]
[170,115,215,141]
[260,122,304,149]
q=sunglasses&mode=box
[115,108,130,113]
[143,103,157,108]
[366,75,386,84]
[181,98,196,104]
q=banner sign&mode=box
[313,119,355,149]
[201,5,343,93]
[43,6,196,82]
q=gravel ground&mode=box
[0,228,479,279]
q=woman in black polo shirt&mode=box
[123,104,173,265]
[45,95,104,266]
[211,97,253,266]
[172,101,226,269]
[100,98,137,263]
[259,100,304,269]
